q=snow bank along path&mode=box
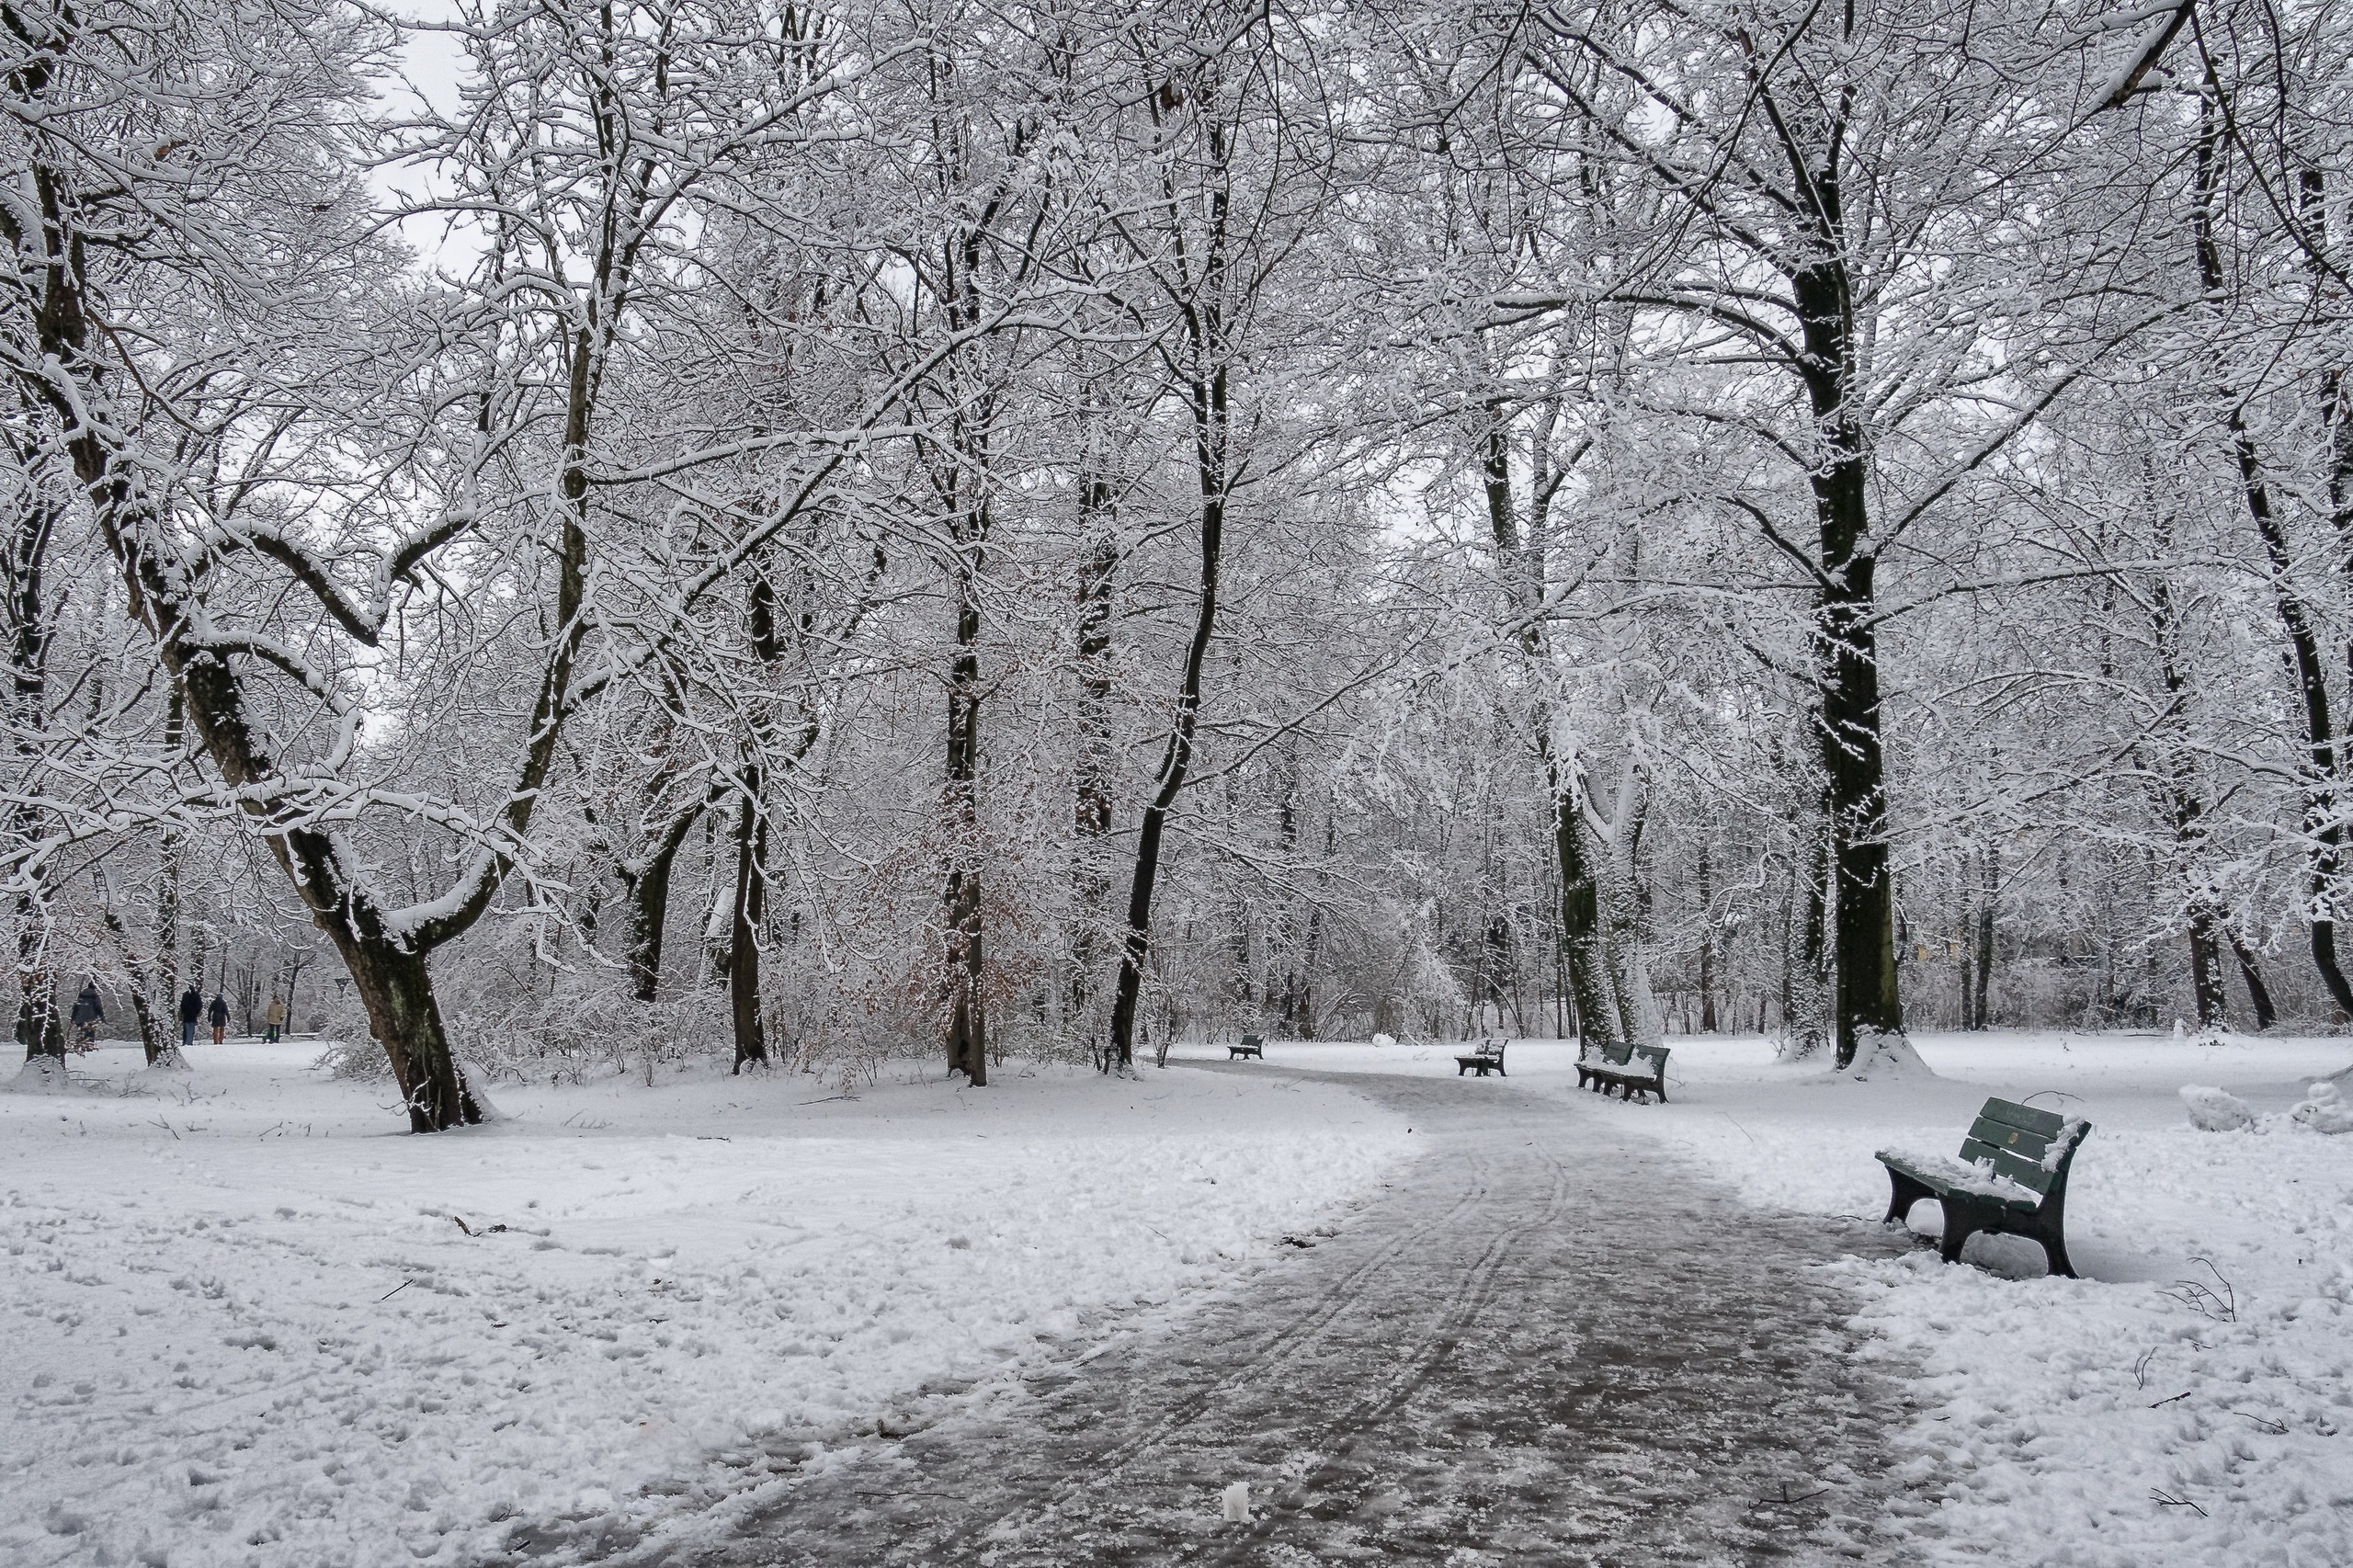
[682,1067,1915,1566]
[1174,1032,2353,1568]
[1,1043,1409,1568]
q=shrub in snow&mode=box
[1370,1033,1394,1049]
[2179,1084,2255,1131]
[2290,1079,2353,1134]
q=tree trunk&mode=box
[2229,933,2278,1031]
[942,517,988,1085]
[1697,843,1718,1032]
[2189,89,2353,1022]
[2187,905,2228,1031]
[1106,355,1228,1072]
[619,796,708,1005]
[1069,472,1118,1047]
[329,933,479,1133]
[6,432,59,1065]
[727,786,768,1074]
[1791,226,1906,1067]
[1972,846,1996,1032]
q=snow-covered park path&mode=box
[680,1066,1915,1566]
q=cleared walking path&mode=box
[675,1067,1917,1566]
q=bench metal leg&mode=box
[1938,1201,1982,1265]
[1881,1166,1935,1227]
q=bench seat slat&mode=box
[1957,1138,2057,1194]
[1966,1115,2054,1160]
[1979,1098,2064,1138]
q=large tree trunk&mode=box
[726,785,768,1074]
[2229,934,2277,1031]
[2187,905,2229,1031]
[326,931,478,1133]
[1105,333,1230,1071]
[1069,472,1119,1049]
[1794,245,1906,1069]
[1697,843,1718,1032]
[618,796,708,1005]
[942,517,987,1085]
[2189,91,2353,1022]
[1781,804,1836,1058]
[1972,846,1996,1032]
[6,435,59,1067]
[1548,752,1627,1048]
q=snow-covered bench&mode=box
[1453,1038,1507,1076]
[1877,1097,2092,1278]
[1575,1041,1668,1102]
[1228,1034,1264,1061]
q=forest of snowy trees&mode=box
[8,0,2353,1127]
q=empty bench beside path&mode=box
[1453,1038,1507,1076]
[1227,1033,1265,1061]
[1876,1097,2091,1278]
[1575,1041,1670,1102]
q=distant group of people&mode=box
[60,981,292,1051]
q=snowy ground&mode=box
[1,1042,1409,1568]
[1172,1029,2353,1566]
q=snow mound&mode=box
[2179,1083,2255,1131]
[5,1057,68,1095]
[2290,1078,2353,1134]
[1844,1028,1932,1083]
[1370,1033,1394,1049]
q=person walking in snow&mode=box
[69,982,104,1051]
[208,991,231,1046]
[264,994,285,1043]
[177,983,203,1051]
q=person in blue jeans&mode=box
[177,983,202,1051]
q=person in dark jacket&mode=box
[208,992,231,1046]
[178,983,203,1051]
[69,983,104,1050]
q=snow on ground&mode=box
[1,1041,1410,1568]
[1173,1029,2353,1566]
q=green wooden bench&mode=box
[1227,1033,1264,1061]
[1453,1038,1507,1076]
[1877,1097,2092,1278]
[1575,1041,1669,1102]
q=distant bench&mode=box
[1877,1097,2091,1278]
[1453,1039,1506,1076]
[1575,1041,1669,1103]
[1227,1033,1264,1061]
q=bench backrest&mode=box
[1629,1044,1668,1078]
[1958,1098,2087,1194]
[1241,1033,1263,1047]
[1581,1040,1633,1065]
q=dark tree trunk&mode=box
[328,931,478,1132]
[6,436,59,1065]
[1972,847,1996,1031]
[1104,477,1220,1071]
[1792,247,1905,1069]
[727,787,768,1074]
[1105,341,1229,1069]
[1697,844,1718,1032]
[2229,933,2278,1031]
[619,798,708,1005]
[942,543,987,1084]
[2190,90,2353,1023]
[15,93,580,1127]
[2187,907,2229,1030]
[1069,472,1119,1043]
